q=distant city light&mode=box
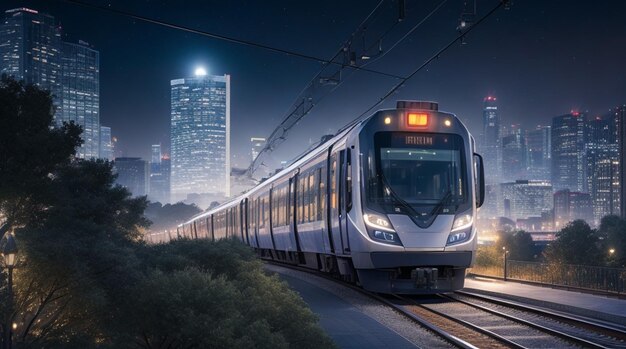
[195,67,207,76]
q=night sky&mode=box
[5,0,626,172]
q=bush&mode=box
[120,239,336,349]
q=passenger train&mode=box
[177,100,485,294]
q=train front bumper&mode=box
[355,251,472,294]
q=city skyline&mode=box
[1,1,624,169]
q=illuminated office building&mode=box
[60,40,100,158]
[99,126,112,160]
[551,112,586,192]
[0,8,62,116]
[170,70,230,201]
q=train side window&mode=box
[309,172,316,222]
[259,197,265,229]
[306,176,310,223]
[331,158,337,209]
[297,178,303,224]
[289,179,294,226]
[318,167,325,221]
[282,186,287,226]
[265,195,271,228]
[269,189,278,228]
[274,188,279,227]
[282,187,287,226]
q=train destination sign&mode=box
[405,135,433,146]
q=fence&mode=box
[470,260,626,295]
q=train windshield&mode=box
[366,132,468,219]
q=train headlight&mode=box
[364,213,394,232]
[447,231,469,245]
[447,212,473,245]
[451,213,473,232]
[363,212,402,246]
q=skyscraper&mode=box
[501,125,526,181]
[585,115,620,224]
[60,40,100,158]
[553,189,593,228]
[0,8,62,115]
[170,70,231,201]
[551,112,586,192]
[481,96,501,184]
[616,105,626,219]
[114,157,148,197]
[99,126,112,160]
[149,144,170,204]
[526,126,551,180]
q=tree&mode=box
[0,76,82,239]
[543,220,603,266]
[122,239,336,349]
[498,230,535,261]
[143,202,201,233]
[13,160,148,347]
[598,215,626,267]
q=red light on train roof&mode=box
[407,113,428,127]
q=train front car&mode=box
[350,101,485,294]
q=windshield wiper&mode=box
[378,174,421,218]
[428,190,453,217]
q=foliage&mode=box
[0,76,82,237]
[122,239,335,349]
[475,230,536,269]
[143,202,201,233]
[597,215,626,267]
[12,163,333,348]
[499,230,535,261]
[13,159,148,347]
[543,220,603,266]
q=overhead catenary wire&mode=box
[248,0,409,176]
[249,0,452,176]
[361,0,449,68]
[59,0,404,80]
[265,0,388,142]
[340,0,509,133]
[263,0,451,178]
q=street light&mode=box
[609,248,616,255]
[502,246,509,281]
[2,233,18,349]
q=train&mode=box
[177,100,485,294]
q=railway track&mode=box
[451,290,626,348]
[267,262,626,348]
[394,290,626,349]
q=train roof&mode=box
[180,102,463,226]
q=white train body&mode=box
[178,101,485,294]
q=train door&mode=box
[254,197,261,247]
[338,149,352,253]
[242,199,249,245]
[342,148,352,252]
[329,149,346,254]
[289,175,302,251]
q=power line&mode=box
[361,0,449,67]
[59,0,404,80]
[247,0,405,176]
[340,0,509,133]
[248,0,453,177]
